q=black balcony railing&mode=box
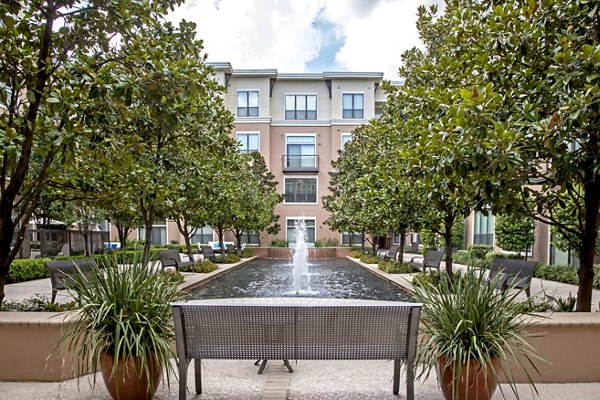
[282,155,319,172]
[285,192,318,203]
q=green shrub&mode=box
[180,260,218,273]
[315,238,340,247]
[358,253,379,264]
[535,264,579,285]
[0,294,77,312]
[468,244,493,259]
[161,269,185,284]
[518,292,577,313]
[378,260,413,274]
[453,250,470,265]
[240,248,253,258]
[7,258,51,283]
[271,239,289,248]
[30,241,41,250]
[213,254,241,264]
[412,271,447,288]
[350,249,363,258]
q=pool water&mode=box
[189,258,413,302]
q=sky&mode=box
[166,0,444,81]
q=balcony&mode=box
[282,155,319,172]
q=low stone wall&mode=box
[251,247,350,260]
[504,313,600,383]
[0,312,82,381]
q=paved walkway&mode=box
[0,359,598,399]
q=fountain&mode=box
[292,219,310,294]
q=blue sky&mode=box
[167,0,444,80]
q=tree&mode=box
[0,0,183,304]
[495,213,535,259]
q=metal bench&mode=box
[159,249,195,272]
[409,249,443,273]
[489,258,537,298]
[171,298,422,399]
[46,258,96,303]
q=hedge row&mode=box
[7,258,51,284]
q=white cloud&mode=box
[166,0,444,79]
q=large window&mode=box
[237,90,259,117]
[285,94,317,120]
[342,93,364,119]
[287,218,316,244]
[473,211,495,245]
[236,132,259,153]
[284,177,317,203]
[341,133,352,148]
[286,135,316,168]
[342,232,363,246]
[240,231,260,245]
[138,221,167,246]
[191,225,213,244]
[550,233,579,267]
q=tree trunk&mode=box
[371,235,378,256]
[361,231,365,253]
[444,214,455,278]
[234,228,242,250]
[398,229,406,264]
[576,179,600,312]
[116,224,128,250]
[217,225,225,256]
[175,220,195,259]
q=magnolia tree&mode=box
[0,0,184,304]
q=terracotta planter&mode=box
[436,356,501,400]
[100,353,161,400]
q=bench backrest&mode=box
[172,300,421,362]
[410,242,419,253]
[46,258,96,290]
[226,244,236,254]
[160,249,182,268]
[201,245,216,258]
[387,245,399,258]
[424,250,443,268]
[489,258,536,289]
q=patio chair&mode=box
[488,258,537,298]
[201,245,223,261]
[159,249,195,272]
[377,245,399,261]
[409,250,443,273]
[226,243,238,255]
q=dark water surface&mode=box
[189,258,413,301]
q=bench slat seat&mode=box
[172,298,421,399]
[489,258,537,298]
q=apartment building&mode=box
[210,62,386,246]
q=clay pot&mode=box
[436,356,501,400]
[100,353,161,400]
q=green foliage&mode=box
[160,270,185,285]
[419,229,440,251]
[411,268,540,395]
[61,254,182,391]
[180,260,218,274]
[350,249,363,259]
[271,239,289,248]
[378,260,413,274]
[6,259,51,283]
[358,253,379,265]
[453,250,470,266]
[519,293,577,313]
[534,264,579,286]
[411,271,447,288]
[239,248,253,258]
[314,238,340,248]
[212,254,241,264]
[0,294,77,312]
[495,214,535,256]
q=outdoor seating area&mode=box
[488,258,537,298]
[408,250,443,273]
[159,249,195,272]
[46,258,96,303]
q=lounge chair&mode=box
[159,249,195,272]
[226,243,238,255]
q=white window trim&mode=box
[236,89,260,117]
[284,92,319,120]
[341,92,366,119]
[286,216,317,243]
[283,175,319,205]
[236,131,261,153]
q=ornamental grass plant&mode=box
[410,268,543,399]
[59,253,183,396]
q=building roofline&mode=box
[206,62,233,73]
[233,69,278,78]
[322,71,384,80]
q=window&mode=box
[341,134,352,148]
[285,94,317,120]
[138,221,167,246]
[473,211,495,245]
[237,132,259,154]
[241,231,260,245]
[287,219,316,244]
[550,233,579,267]
[286,135,316,168]
[342,232,363,246]
[342,93,364,119]
[284,177,317,203]
[393,232,401,244]
[237,90,259,117]
[191,225,213,244]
